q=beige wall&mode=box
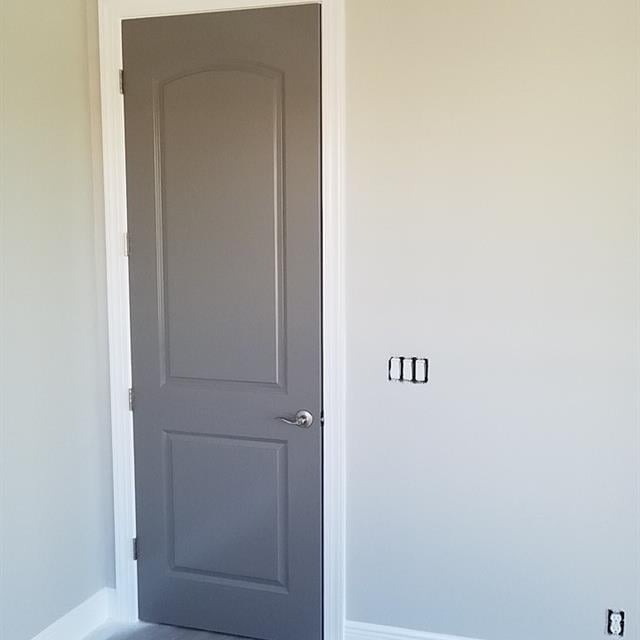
[0,2,114,639]
[345,1,639,639]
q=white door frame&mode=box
[97,1,346,637]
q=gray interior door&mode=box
[122,6,322,639]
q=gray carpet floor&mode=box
[85,622,240,640]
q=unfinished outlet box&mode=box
[607,610,625,636]
[388,356,428,383]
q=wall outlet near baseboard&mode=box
[607,610,625,636]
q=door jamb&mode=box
[97,1,346,637]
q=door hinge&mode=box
[124,231,130,257]
[119,69,125,95]
[132,537,138,560]
[128,387,135,411]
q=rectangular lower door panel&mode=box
[166,432,288,590]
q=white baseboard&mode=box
[32,588,116,640]
[345,620,483,640]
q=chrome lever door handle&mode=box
[276,409,314,428]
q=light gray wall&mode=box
[345,2,639,640]
[0,1,115,639]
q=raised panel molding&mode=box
[153,64,286,387]
[164,431,288,591]
[345,621,484,640]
